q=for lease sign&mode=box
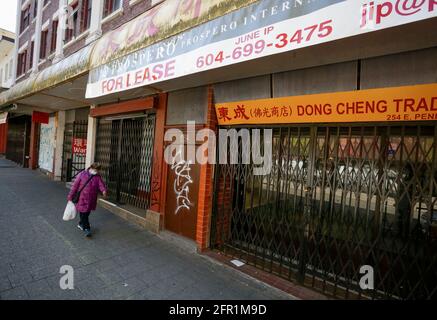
[86,0,437,98]
[215,83,437,125]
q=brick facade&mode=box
[196,86,218,252]
[16,0,154,83]
[101,0,152,35]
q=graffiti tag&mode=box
[172,156,194,215]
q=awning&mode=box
[0,0,256,108]
[0,44,93,108]
[2,0,437,106]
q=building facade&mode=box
[0,29,16,157]
[0,0,436,299]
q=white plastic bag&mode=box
[63,201,77,221]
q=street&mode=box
[0,158,292,300]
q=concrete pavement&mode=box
[0,158,292,300]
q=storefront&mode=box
[89,96,167,233]
[0,0,436,299]
[78,0,437,299]
[210,78,437,299]
[61,108,91,183]
[5,114,31,167]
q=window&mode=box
[80,0,92,32]
[20,6,31,33]
[103,0,122,18]
[5,64,8,81]
[44,0,50,6]
[17,50,28,77]
[64,3,78,43]
[30,41,34,68]
[40,30,48,59]
[50,20,58,53]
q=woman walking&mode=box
[68,163,107,238]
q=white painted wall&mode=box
[38,116,56,172]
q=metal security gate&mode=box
[211,123,437,300]
[61,121,88,182]
[5,115,31,167]
[95,115,155,210]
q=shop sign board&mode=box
[86,0,437,98]
[72,138,87,155]
[215,83,437,125]
[32,111,50,124]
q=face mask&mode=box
[89,169,98,175]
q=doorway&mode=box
[95,114,156,210]
[6,115,31,167]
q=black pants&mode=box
[79,212,91,230]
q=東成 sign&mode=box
[86,0,437,98]
[215,83,437,125]
[72,138,87,155]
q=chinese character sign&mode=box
[72,138,87,155]
[215,83,437,125]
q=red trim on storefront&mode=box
[150,93,168,219]
[0,123,8,154]
[29,122,40,170]
[90,97,156,118]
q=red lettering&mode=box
[106,79,115,93]
[115,76,123,91]
[135,70,143,85]
[393,98,403,112]
[416,97,429,111]
[404,98,416,112]
[153,64,164,80]
[430,0,437,11]
[376,2,392,24]
[431,97,437,111]
[165,60,176,78]
[297,105,305,116]
[143,68,151,82]
[377,100,388,113]
[102,80,108,93]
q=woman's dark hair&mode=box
[90,163,102,170]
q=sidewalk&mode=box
[0,159,293,300]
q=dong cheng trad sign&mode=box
[215,83,437,125]
[86,0,437,98]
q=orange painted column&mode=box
[150,93,168,220]
[196,86,218,252]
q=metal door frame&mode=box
[95,113,156,211]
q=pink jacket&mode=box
[68,170,107,213]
